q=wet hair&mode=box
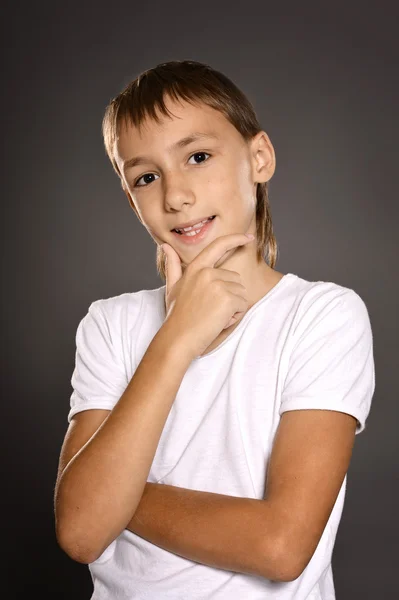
[102,60,278,281]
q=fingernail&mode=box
[245,233,255,239]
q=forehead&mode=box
[115,97,237,165]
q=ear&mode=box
[122,183,144,225]
[250,131,276,184]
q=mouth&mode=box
[170,215,217,244]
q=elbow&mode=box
[271,531,316,582]
[55,524,99,565]
[54,504,110,564]
[257,531,304,583]
[267,542,307,583]
[57,536,98,565]
[55,513,120,565]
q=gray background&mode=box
[3,0,397,597]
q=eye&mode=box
[134,173,159,188]
[133,152,211,188]
[187,151,211,165]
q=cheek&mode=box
[203,169,235,202]
[236,161,254,192]
[131,197,155,226]
[235,166,258,212]
[142,212,170,243]
[128,196,147,224]
[217,158,252,197]
[143,221,161,238]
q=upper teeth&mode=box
[175,217,212,233]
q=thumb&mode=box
[162,243,183,296]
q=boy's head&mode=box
[102,60,278,281]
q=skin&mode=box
[114,95,285,326]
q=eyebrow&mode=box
[122,132,220,171]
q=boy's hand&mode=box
[160,233,255,358]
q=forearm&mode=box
[56,324,192,563]
[127,483,282,580]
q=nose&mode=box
[163,172,195,211]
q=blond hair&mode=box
[102,60,278,281]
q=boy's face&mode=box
[114,95,274,266]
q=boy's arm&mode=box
[55,322,193,565]
[124,482,285,582]
[125,408,357,584]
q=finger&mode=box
[162,244,183,296]
[192,233,255,271]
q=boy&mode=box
[54,60,375,599]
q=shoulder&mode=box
[88,284,166,327]
[287,274,372,337]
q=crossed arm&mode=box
[124,409,357,583]
[127,481,286,581]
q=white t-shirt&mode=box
[68,272,375,600]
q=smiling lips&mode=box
[172,215,216,233]
[171,215,216,244]
[173,215,215,234]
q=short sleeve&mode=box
[68,301,129,423]
[279,288,375,435]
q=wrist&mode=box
[156,318,197,364]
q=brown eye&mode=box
[134,173,159,188]
[188,152,210,165]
